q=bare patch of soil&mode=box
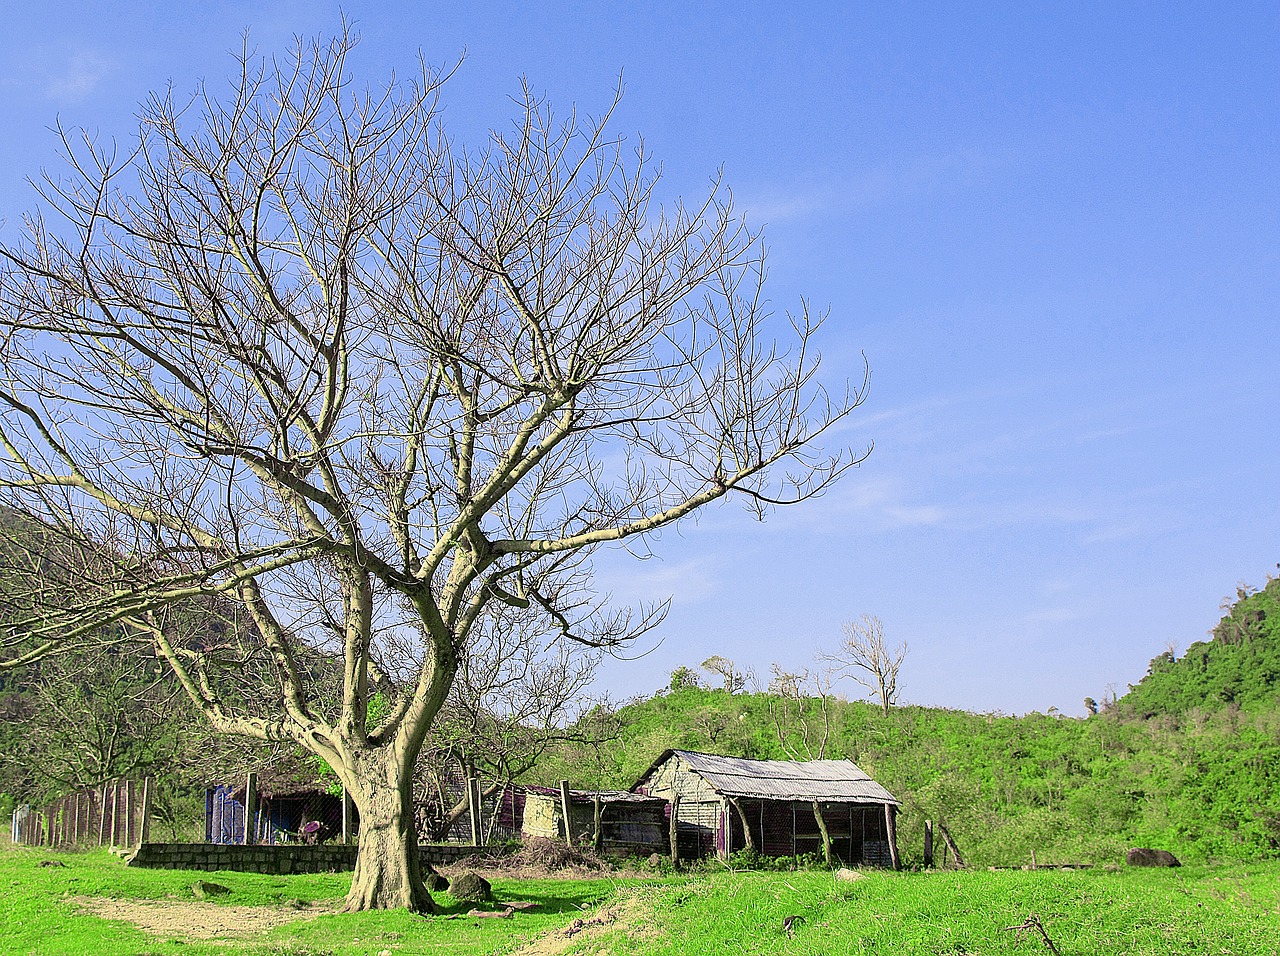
[72,896,333,940]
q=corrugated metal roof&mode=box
[522,785,665,806]
[648,750,900,805]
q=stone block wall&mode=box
[125,842,481,874]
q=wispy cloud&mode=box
[44,50,114,103]
[591,555,722,606]
[4,44,117,105]
[739,146,1010,226]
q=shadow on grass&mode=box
[435,879,614,917]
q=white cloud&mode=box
[4,45,117,105]
[591,555,722,607]
[44,51,114,103]
[739,146,1009,226]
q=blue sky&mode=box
[2,2,1277,715]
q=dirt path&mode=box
[72,896,332,940]
[507,894,651,956]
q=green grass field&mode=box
[2,847,1278,955]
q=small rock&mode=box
[1125,848,1181,868]
[39,860,66,868]
[449,871,492,903]
[191,880,232,899]
[425,868,450,892]
[834,868,865,882]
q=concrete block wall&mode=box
[125,842,481,874]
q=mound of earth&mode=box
[491,837,612,872]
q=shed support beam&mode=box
[885,803,900,870]
[812,801,833,866]
[727,797,756,854]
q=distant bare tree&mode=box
[828,615,906,717]
[765,664,834,760]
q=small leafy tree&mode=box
[668,667,704,692]
[701,654,746,693]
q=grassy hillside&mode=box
[538,688,1280,867]
[536,577,1280,868]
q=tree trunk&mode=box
[812,801,833,866]
[728,796,756,853]
[344,769,434,913]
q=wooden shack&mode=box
[520,785,667,856]
[633,749,901,867]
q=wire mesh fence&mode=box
[11,777,152,848]
[206,783,353,845]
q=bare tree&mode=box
[764,662,841,864]
[701,654,746,694]
[416,604,601,840]
[765,664,834,760]
[828,615,906,717]
[0,32,867,911]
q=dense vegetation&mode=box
[1120,576,1280,717]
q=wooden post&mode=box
[592,794,603,853]
[108,782,119,847]
[243,772,257,846]
[727,796,756,853]
[669,794,681,868]
[98,785,108,847]
[123,780,133,847]
[471,778,484,846]
[466,776,480,846]
[558,779,573,846]
[938,823,966,868]
[923,819,934,868]
[884,804,900,871]
[812,801,833,866]
[139,777,153,847]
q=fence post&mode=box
[109,781,119,847]
[243,772,257,845]
[466,777,480,846]
[124,780,134,847]
[924,819,934,867]
[98,784,108,847]
[558,779,573,846]
[139,777,153,847]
